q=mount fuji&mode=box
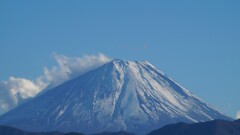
[0,59,231,134]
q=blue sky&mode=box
[0,0,240,117]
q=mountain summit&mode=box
[0,59,231,134]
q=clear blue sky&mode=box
[0,0,239,117]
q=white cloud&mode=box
[0,53,111,115]
[237,111,240,119]
[43,52,111,87]
[0,77,44,114]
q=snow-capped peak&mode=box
[0,59,231,135]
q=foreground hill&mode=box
[0,59,231,134]
[0,119,239,135]
[0,126,131,135]
[148,119,240,135]
[0,125,63,135]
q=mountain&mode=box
[0,59,231,135]
[148,119,240,135]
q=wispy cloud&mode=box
[44,52,111,88]
[0,53,111,115]
[0,77,45,114]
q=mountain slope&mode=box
[0,59,231,134]
[148,119,240,135]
